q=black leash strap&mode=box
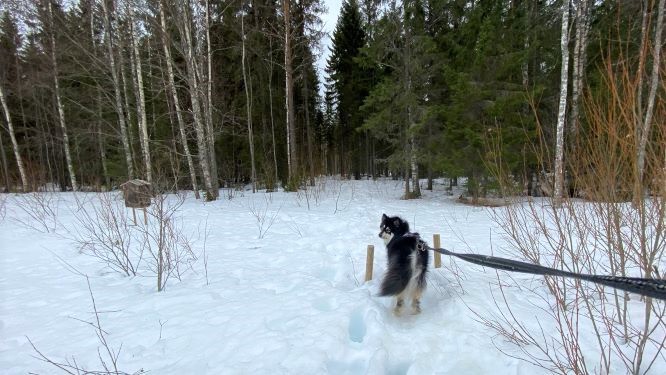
[429,246,666,301]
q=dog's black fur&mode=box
[378,214,429,314]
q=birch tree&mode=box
[45,0,78,191]
[0,84,28,191]
[569,0,591,139]
[203,0,219,196]
[284,0,298,187]
[241,12,257,193]
[553,0,571,205]
[127,2,152,184]
[157,0,200,198]
[101,0,134,180]
[637,0,664,194]
[177,0,216,200]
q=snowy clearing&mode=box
[0,179,663,374]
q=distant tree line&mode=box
[0,0,663,201]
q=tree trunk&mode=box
[636,0,650,134]
[158,0,199,198]
[101,0,134,180]
[204,0,219,196]
[97,90,110,189]
[409,133,420,197]
[0,84,29,192]
[637,0,664,192]
[0,126,10,192]
[48,1,77,191]
[128,4,152,184]
[241,14,257,193]
[268,37,279,187]
[553,0,571,205]
[178,0,215,200]
[303,69,315,186]
[284,0,298,185]
[570,0,590,141]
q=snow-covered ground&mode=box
[0,179,663,374]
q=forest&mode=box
[0,0,664,201]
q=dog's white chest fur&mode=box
[380,232,394,245]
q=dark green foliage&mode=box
[326,0,372,178]
[0,0,658,199]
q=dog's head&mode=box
[379,214,409,244]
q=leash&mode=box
[417,239,666,301]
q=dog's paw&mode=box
[410,307,421,315]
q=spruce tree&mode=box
[326,0,369,179]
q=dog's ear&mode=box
[382,213,388,222]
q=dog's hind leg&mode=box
[394,293,406,316]
[411,288,423,315]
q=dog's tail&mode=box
[378,266,411,296]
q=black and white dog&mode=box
[378,214,429,315]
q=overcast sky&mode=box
[317,0,342,90]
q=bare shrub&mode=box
[71,190,199,292]
[333,179,356,214]
[247,194,282,239]
[140,192,197,292]
[295,178,327,209]
[72,193,141,277]
[487,196,665,374]
[28,277,145,375]
[12,192,60,233]
[480,41,666,374]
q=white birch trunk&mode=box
[101,0,134,179]
[570,0,590,139]
[204,0,218,195]
[553,0,571,205]
[48,1,77,191]
[284,0,298,182]
[178,0,215,199]
[158,0,200,198]
[128,4,152,184]
[241,14,257,193]
[0,84,29,191]
[636,0,650,133]
[637,0,665,186]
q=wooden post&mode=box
[365,245,375,282]
[143,207,148,225]
[433,234,441,268]
[132,207,137,225]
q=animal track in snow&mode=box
[348,308,366,343]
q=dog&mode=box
[378,214,429,315]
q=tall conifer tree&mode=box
[326,0,369,178]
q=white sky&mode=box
[317,0,342,90]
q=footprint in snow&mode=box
[348,308,367,344]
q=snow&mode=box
[0,179,663,374]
